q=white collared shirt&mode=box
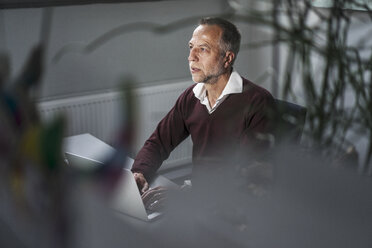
[192,70,243,114]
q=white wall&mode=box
[0,1,217,98]
[0,0,274,100]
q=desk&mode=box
[63,133,117,165]
[62,134,262,247]
[63,133,177,187]
[63,134,179,232]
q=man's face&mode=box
[188,24,228,84]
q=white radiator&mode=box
[37,80,193,171]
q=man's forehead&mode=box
[189,24,222,44]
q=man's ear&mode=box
[224,51,235,68]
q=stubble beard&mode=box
[202,66,227,85]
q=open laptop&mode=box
[65,152,162,221]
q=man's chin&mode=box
[191,76,203,83]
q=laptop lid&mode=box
[65,152,103,171]
[110,169,161,221]
[64,152,160,221]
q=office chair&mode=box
[273,99,307,145]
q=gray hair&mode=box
[199,17,241,65]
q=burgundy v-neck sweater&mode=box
[132,77,276,180]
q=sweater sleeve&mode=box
[131,90,190,181]
[239,88,277,160]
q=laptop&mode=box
[65,152,162,221]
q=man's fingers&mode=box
[141,181,149,194]
[142,189,163,204]
[133,172,149,194]
[142,186,166,197]
[142,187,167,209]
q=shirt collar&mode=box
[193,69,243,101]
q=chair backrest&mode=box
[273,99,307,144]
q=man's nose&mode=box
[188,48,197,62]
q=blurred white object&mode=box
[228,0,273,13]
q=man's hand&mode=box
[133,172,149,194]
[141,186,168,212]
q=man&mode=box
[132,17,276,207]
